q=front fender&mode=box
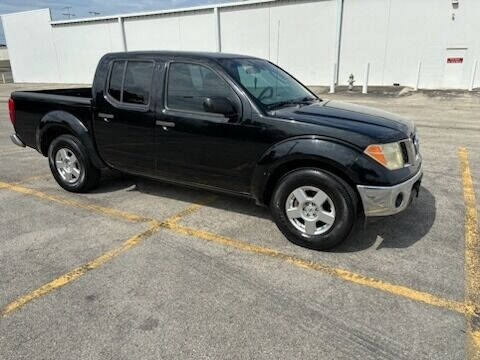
[37,111,106,169]
[251,137,391,205]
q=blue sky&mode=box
[0,0,232,45]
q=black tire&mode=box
[48,134,100,193]
[270,168,357,250]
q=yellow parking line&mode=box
[1,195,215,316]
[162,222,468,316]
[459,147,480,359]
[0,181,152,223]
[0,177,472,327]
[1,222,160,316]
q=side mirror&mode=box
[203,97,238,119]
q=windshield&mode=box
[219,58,318,111]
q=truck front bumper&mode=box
[357,165,423,216]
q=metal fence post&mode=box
[469,59,478,91]
[213,7,221,52]
[362,63,370,94]
[415,61,422,91]
[330,63,337,93]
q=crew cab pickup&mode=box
[8,51,422,250]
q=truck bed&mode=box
[29,87,93,98]
[13,87,92,104]
[11,87,94,151]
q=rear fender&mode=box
[37,110,106,169]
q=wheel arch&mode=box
[263,158,362,208]
[252,137,364,209]
[37,110,106,169]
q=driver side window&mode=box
[167,62,239,114]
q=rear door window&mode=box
[123,61,155,105]
[107,61,125,102]
[107,60,154,105]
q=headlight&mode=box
[364,142,404,170]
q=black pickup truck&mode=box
[8,51,422,250]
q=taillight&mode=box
[8,98,16,126]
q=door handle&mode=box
[156,120,175,128]
[98,113,114,122]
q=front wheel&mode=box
[48,134,100,193]
[270,168,357,250]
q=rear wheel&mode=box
[48,135,100,193]
[270,168,357,250]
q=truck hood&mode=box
[271,100,414,137]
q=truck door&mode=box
[94,59,157,174]
[154,61,260,193]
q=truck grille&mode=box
[400,141,409,164]
[399,133,420,166]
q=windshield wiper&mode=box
[266,100,298,110]
[266,97,318,111]
[298,96,318,103]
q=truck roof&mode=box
[102,51,258,61]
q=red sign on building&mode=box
[447,57,464,63]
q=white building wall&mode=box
[1,9,60,83]
[269,0,336,85]
[1,0,479,89]
[52,20,122,83]
[124,10,216,52]
[339,0,480,89]
[220,1,336,85]
[0,47,9,61]
[220,5,271,59]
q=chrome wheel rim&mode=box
[55,148,82,184]
[285,186,336,236]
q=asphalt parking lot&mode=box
[0,84,479,359]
